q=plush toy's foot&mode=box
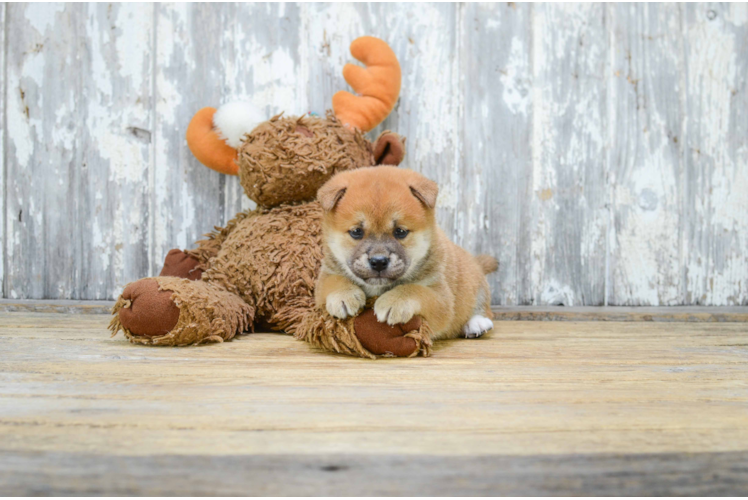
[294,306,432,359]
[160,249,203,280]
[117,279,180,337]
[353,309,428,357]
[110,277,254,346]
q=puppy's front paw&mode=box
[374,292,419,325]
[326,288,366,319]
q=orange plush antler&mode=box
[332,36,401,132]
[186,107,239,176]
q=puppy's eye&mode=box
[349,228,364,240]
[394,228,409,239]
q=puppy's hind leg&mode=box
[462,315,494,338]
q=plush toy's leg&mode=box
[294,305,433,359]
[110,277,254,346]
[353,309,432,357]
[159,249,204,280]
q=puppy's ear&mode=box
[409,176,438,209]
[318,177,348,211]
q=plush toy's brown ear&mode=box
[373,131,406,166]
[318,177,348,211]
[409,175,438,209]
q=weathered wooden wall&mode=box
[2,3,747,305]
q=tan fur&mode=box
[475,254,499,275]
[317,166,495,340]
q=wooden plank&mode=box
[151,4,227,277]
[683,3,748,306]
[0,299,114,314]
[221,3,304,219]
[461,3,532,305]
[151,4,305,273]
[5,4,80,299]
[1,450,747,496]
[2,315,748,494]
[491,305,748,322]
[529,4,608,306]
[607,4,685,306]
[4,3,748,308]
[1,313,747,463]
[5,4,153,300]
[302,4,462,239]
[2,299,748,322]
[79,4,153,299]
[0,3,5,298]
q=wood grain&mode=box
[152,4,226,277]
[3,299,747,322]
[683,4,748,306]
[1,3,746,306]
[491,305,748,322]
[0,299,114,314]
[2,450,747,495]
[301,3,464,239]
[0,311,747,494]
[221,4,303,220]
[5,4,153,300]
[607,4,685,306]
[462,3,532,305]
[1,312,747,457]
[529,4,609,307]
[0,3,5,299]
[6,3,80,299]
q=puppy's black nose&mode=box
[369,255,389,272]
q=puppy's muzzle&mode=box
[369,255,389,272]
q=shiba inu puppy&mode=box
[315,166,498,340]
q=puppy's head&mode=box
[318,166,438,288]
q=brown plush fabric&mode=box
[237,112,374,208]
[203,202,324,333]
[354,310,422,357]
[160,249,203,280]
[294,308,375,359]
[295,299,433,359]
[110,277,254,346]
[373,131,406,166]
[184,211,254,268]
[115,278,180,337]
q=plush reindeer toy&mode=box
[110,37,433,358]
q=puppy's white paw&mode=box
[326,288,366,319]
[374,293,419,325]
[462,315,494,338]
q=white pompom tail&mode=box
[212,101,266,149]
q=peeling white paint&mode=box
[540,280,576,306]
[684,4,747,305]
[0,4,4,295]
[725,3,748,26]
[500,38,530,116]
[24,3,65,35]
[246,43,299,112]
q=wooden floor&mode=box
[1,310,747,495]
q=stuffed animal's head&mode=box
[185,36,406,208]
